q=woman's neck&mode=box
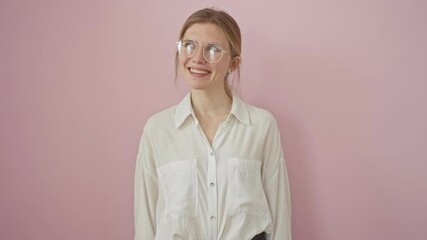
[190,90,232,117]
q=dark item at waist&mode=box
[251,232,266,240]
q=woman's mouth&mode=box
[188,67,211,77]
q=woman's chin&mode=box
[184,78,210,90]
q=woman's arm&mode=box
[262,118,292,240]
[134,130,158,240]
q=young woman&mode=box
[134,8,292,240]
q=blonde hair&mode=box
[175,8,241,97]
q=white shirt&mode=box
[134,93,292,240]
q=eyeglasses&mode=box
[177,39,227,63]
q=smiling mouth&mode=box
[189,67,211,76]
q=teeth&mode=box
[190,68,209,74]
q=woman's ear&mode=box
[229,56,241,71]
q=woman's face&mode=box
[178,23,232,94]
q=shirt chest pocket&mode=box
[157,159,198,222]
[227,158,269,216]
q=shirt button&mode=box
[210,216,216,221]
[210,182,215,187]
[210,152,214,156]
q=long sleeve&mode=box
[134,129,158,240]
[262,118,292,240]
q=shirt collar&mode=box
[174,92,194,128]
[174,92,251,128]
[229,94,251,125]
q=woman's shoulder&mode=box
[244,102,278,125]
[143,105,177,132]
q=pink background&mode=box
[1,0,426,239]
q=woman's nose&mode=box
[191,46,206,63]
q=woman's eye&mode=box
[207,45,221,53]
[184,42,196,49]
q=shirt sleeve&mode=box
[261,117,292,240]
[134,128,158,240]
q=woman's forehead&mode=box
[183,23,228,45]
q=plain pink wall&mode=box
[1,0,426,239]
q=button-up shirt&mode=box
[134,93,292,240]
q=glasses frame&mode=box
[177,39,228,63]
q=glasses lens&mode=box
[204,44,223,62]
[178,40,196,57]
